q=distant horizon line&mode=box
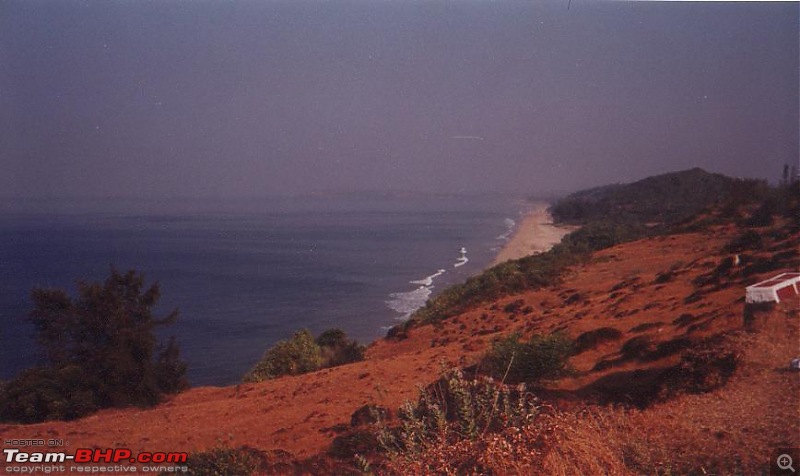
[0,190,565,202]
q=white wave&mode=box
[387,285,433,320]
[410,269,446,286]
[454,247,468,268]
[496,217,516,241]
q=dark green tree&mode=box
[0,268,187,423]
[315,328,366,367]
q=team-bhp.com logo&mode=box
[5,448,187,464]
[3,448,189,472]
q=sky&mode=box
[1,0,797,199]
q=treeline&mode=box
[549,167,770,225]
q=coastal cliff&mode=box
[1,169,797,474]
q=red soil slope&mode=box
[1,219,797,473]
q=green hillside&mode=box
[550,168,768,225]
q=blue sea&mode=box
[0,194,525,386]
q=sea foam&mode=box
[387,285,433,320]
[388,247,472,319]
[496,217,516,241]
[410,269,446,286]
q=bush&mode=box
[351,404,391,427]
[378,369,538,458]
[244,328,365,382]
[329,430,378,460]
[0,268,187,423]
[480,333,573,385]
[0,366,97,423]
[315,328,366,368]
[244,329,322,382]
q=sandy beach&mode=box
[491,202,574,266]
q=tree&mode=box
[0,268,187,423]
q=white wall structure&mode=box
[745,272,800,304]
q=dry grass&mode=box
[377,298,799,475]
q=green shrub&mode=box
[244,328,365,382]
[244,329,323,382]
[480,333,573,385]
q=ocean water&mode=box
[0,194,523,386]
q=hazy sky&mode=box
[1,0,797,199]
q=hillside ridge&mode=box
[1,170,797,474]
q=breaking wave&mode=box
[387,285,433,320]
[388,246,473,319]
[453,247,468,268]
[410,269,446,286]
[496,217,516,241]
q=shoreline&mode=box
[490,202,575,266]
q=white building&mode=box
[745,272,800,304]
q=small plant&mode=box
[480,333,574,385]
[377,369,538,460]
